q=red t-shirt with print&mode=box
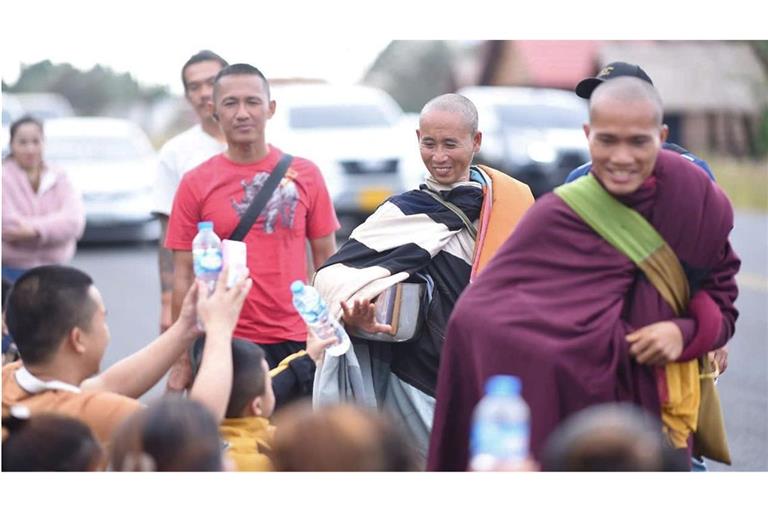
[165,146,339,344]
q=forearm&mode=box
[158,217,174,331]
[188,326,233,422]
[82,321,197,397]
[309,234,337,271]
[158,217,174,295]
[270,351,315,410]
[30,182,86,243]
[699,240,741,350]
[29,210,85,244]
[172,253,194,323]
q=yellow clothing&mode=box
[220,416,274,471]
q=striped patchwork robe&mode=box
[312,166,533,461]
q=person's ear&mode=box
[583,123,591,139]
[250,396,263,417]
[208,101,218,122]
[68,326,87,355]
[660,123,669,143]
[473,130,482,153]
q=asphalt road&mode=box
[70,211,768,471]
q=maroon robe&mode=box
[426,149,740,471]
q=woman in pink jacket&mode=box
[2,116,85,282]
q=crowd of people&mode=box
[1,53,740,473]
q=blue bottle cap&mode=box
[290,280,305,294]
[197,221,214,231]
[485,375,521,396]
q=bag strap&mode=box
[421,189,478,240]
[554,174,689,315]
[229,153,293,241]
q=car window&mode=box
[288,104,393,129]
[495,104,586,130]
[46,135,153,161]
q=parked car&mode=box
[2,94,25,158]
[268,83,412,235]
[457,86,591,196]
[44,117,160,242]
[9,92,75,121]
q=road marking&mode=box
[737,272,768,292]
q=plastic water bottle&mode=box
[469,375,530,471]
[290,281,351,357]
[192,220,223,295]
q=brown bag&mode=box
[693,356,732,464]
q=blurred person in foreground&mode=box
[108,395,229,472]
[427,77,739,470]
[1,264,250,453]
[540,403,688,471]
[312,93,534,463]
[2,407,103,471]
[165,63,339,391]
[2,277,20,364]
[271,401,419,471]
[2,116,85,283]
[153,50,229,334]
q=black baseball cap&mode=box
[575,61,654,99]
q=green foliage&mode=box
[757,108,768,158]
[2,60,168,115]
[363,41,458,113]
[709,155,768,212]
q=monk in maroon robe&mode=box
[426,77,740,470]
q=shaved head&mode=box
[420,93,478,134]
[589,76,664,125]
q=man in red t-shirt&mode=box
[165,63,339,390]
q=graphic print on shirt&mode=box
[230,169,299,233]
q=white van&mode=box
[268,83,412,234]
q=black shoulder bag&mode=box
[229,153,293,241]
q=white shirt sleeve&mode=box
[152,146,179,217]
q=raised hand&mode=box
[340,298,394,335]
[196,265,252,335]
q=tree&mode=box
[2,60,168,116]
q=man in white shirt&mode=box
[153,50,228,333]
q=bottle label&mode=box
[193,248,223,276]
[470,421,528,467]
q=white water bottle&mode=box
[192,221,223,294]
[469,375,530,471]
[290,281,351,357]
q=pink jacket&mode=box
[2,158,86,268]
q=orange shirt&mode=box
[2,361,142,446]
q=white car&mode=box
[2,94,25,158]
[44,117,160,242]
[268,83,413,234]
[457,86,590,196]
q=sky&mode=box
[2,2,393,94]
[3,0,761,97]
